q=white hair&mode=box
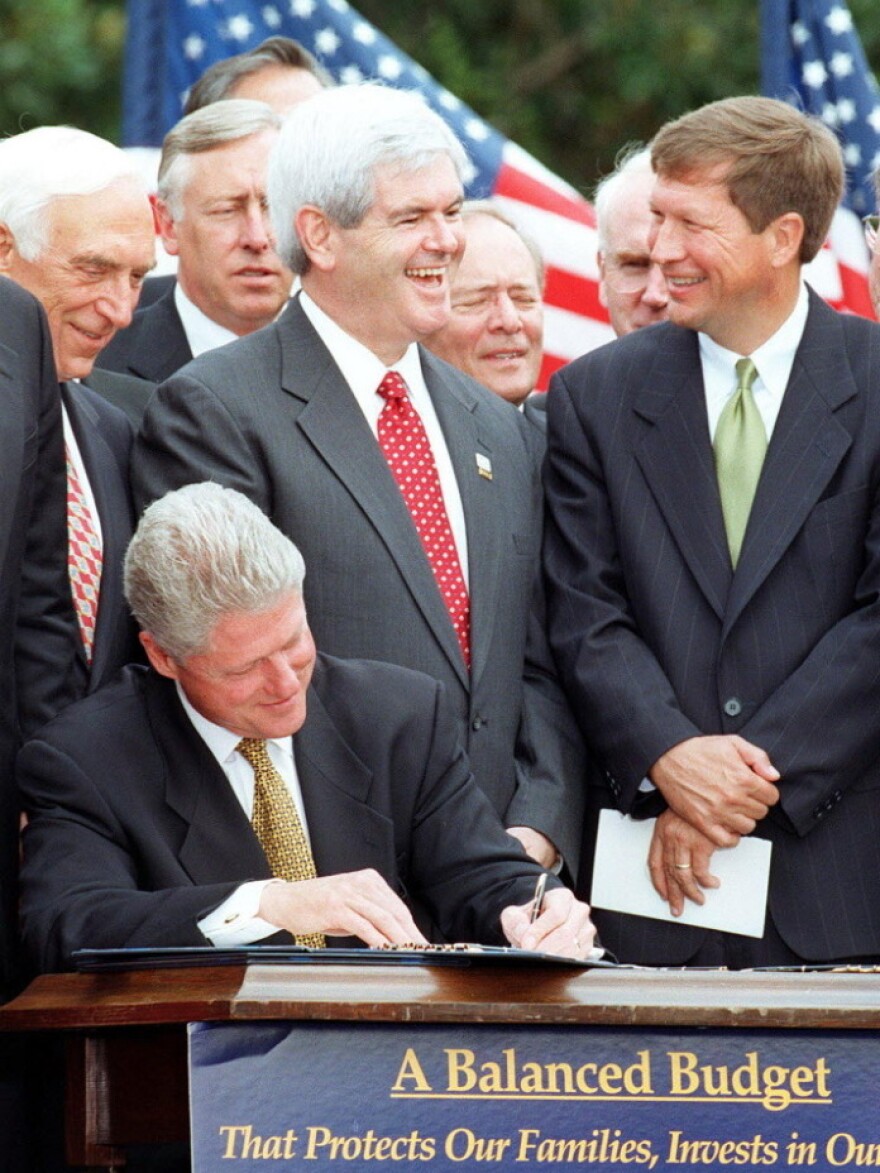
[593,145,654,252]
[124,483,306,661]
[268,82,469,275]
[0,127,146,260]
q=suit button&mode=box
[723,697,743,717]
[472,716,484,731]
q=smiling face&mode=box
[142,591,316,741]
[302,154,465,365]
[599,168,669,337]
[426,213,543,405]
[157,129,293,336]
[648,165,801,354]
[0,178,155,380]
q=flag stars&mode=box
[328,0,349,11]
[844,142,862,167]
[837,98,856,123]
[183,34,206,60]
[290,0,316,17]
[830,51,854,78]
[340,65,364,85]
[868,106,880,133]
[790,21,810,46]
[353,21,376,44]
[262,6,282,28]
[822,102,839,126]
[465,118,490,142]
[315,27,341,54]
[378,55,404,79]
[225,15,254,41]
[825,5,853,35]
[802,60,828,88]
[438,91,461,111]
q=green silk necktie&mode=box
[713,357,767,568]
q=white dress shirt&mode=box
[178,685,312,946]
[299,290,469,583]
[699,281,810,441]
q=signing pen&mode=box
[528,873,547,924]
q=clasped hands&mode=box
[259,868,596,960]
[646,734,780,916]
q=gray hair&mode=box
[184,35,332,114]
[158,99,283,220]
[593,145,653,252]
[124,482,306,662]
[461,199,545,289]
[0,126,146,260]
[268,83,469,275]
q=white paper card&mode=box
[591,810,772,938]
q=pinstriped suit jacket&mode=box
[544,288,880,964]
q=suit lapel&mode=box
[144,672,271,885]
[724,294,855,634]
[632,329,732,620]
[294,675,395,879]
[278,302,468,685]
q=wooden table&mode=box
[3,963,880,1168]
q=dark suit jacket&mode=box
[84,366,156,428]
[95,286,192,383]
[62,380,139,694]
[0,278,79,995]
[131,296,586,871]
[18,657,552,973]
[544,288,880,964]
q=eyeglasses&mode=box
[863,214,880,253]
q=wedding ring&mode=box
[673,862,693,870]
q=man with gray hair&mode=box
[98,99,293,385]
[595,146,669,337]
[0,126,155,700]
[18,482,596,972]
[425,200,546,409]
[133,83,586,881]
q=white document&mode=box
[591,810,772,938]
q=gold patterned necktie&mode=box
[236,737,325,949]
[713,357,767,569]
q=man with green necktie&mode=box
[544,95,880,968]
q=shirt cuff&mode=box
[198,879,283,946]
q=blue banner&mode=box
[189,1020,879,1170]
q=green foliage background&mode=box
[4,0,880,197]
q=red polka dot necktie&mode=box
[376,371,471,671]
[65,445,102,665]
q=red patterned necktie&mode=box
[376,371,471,670]
[65,445,102,664]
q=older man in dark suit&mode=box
[0,126,157,700]
[133,83,586,879]
[545,96,880,968]
[18,483,595,973]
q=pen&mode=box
[528,873,547,924]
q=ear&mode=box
[153,198,181,258]
[597,249,608,309]
[769,212,805,269]
[0,222,19,272]
[139,631,181,681]
[295,205,337,272]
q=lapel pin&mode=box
[476,453,493,480]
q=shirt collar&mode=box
[698,281,810,399]
[173,283,239,358]
[174,681,293,768]
[299,289,425,408]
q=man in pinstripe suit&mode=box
[544,96,880,968]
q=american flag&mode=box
[762,0,877,318]
[122,0,614,389]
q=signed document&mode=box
[591,810,772,938]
